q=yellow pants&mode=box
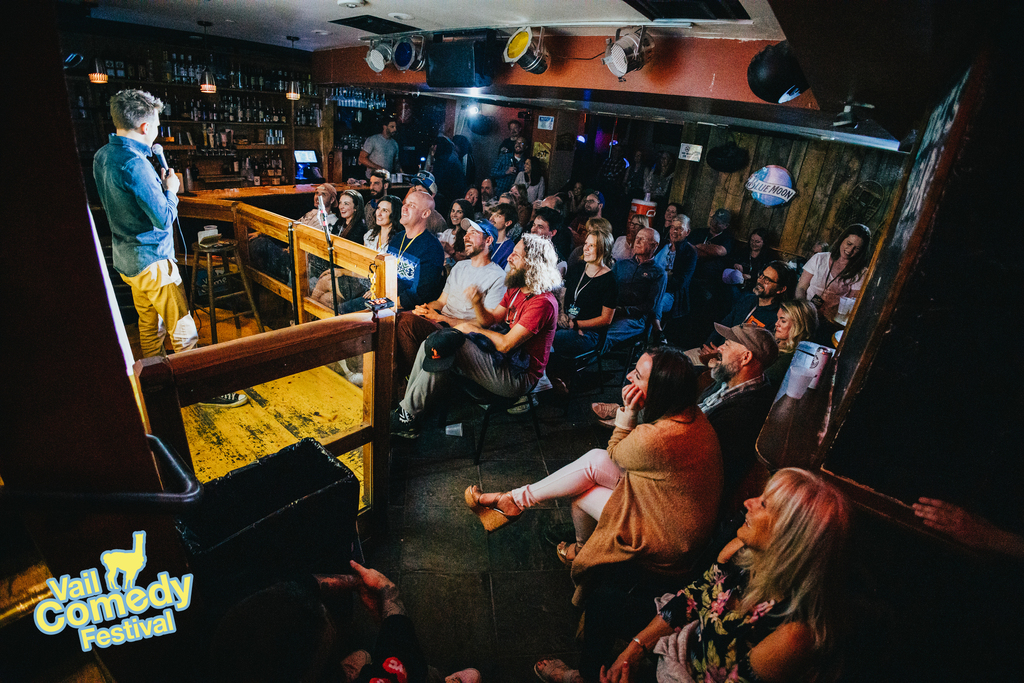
[121,259,198,358]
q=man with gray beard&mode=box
[697,323,777,508]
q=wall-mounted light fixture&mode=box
[503,27,548,75]
[393,35,426,72]
[365,41,395,73]
[603,27,653,81]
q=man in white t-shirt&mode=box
[359,117,401,179]
[394,218,506,381]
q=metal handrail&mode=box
[0,435,202,513]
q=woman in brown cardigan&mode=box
[466,346,724,604]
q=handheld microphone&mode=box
[152,143,169,171]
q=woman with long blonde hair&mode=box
[766,299,819,387]
[540,468,849,683]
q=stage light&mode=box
[365,41,394,73]
[503,27,548,75]
[602,27,653,81]
[393,36,426,72]
[468,104,480,117]
[577,134,587,143]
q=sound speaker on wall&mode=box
[426,41,495,88]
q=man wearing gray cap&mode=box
[697,322,778,506]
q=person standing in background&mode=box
[359,116,401,179]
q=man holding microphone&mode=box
[94,89,245,405]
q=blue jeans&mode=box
[602,318,645,353]
[552,328,601,358]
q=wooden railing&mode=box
[138,196,398,529]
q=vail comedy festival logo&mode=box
[33,530,193,652]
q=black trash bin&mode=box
[176,438,361,614]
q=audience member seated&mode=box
[487,203,519,269]
[392,234,561,439]
[697,323,778,506]
[394,218,506,382]
[310,194,403,311]
[732,227,778,291]
[567,180,586,216]
[363,169,391,229]
[479,178,497,212]
[438,199,475,268]
[543,468,849,683]
[210,560,480,683]
[657,202,684,242]
[611,214,646,262]
[796,223,872,323]
[512,183,534,232]
[514,156,546,204]
[653,212,697,342]
[691,260,794,366]
[602,228,667,353]
[530,206,568,266]
[249,183,336,284]
[766,300,819,387]
[569,191,605,249]
[387,190,446,313]
[465,347,722,604]
[643,151,676,213]
[548,227,618,393]
[690,208,736,328]
[308,189,367,296]
[463,185,482,218]
[497,192,524,242]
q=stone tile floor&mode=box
[360,369,627,683]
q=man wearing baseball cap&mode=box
[395,217,507,382]
[697,322,778,507]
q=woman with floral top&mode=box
[535,468,849,683]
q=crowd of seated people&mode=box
[232,143,896,682]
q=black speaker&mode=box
[747,41,809,104]
[426,41,494,88]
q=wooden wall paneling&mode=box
[670,123,705,205]
[768,139,811,244]
[736,134,775,234]
[780,141,829,254]
[720,132,758,222]
[819,147,866,239]
[796,142,845,254]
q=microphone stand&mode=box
[318,196,340,316]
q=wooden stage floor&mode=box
[127,305,369,506]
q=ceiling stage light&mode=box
[365,42,394,73]
[603,27,653,81]
[504,27,548,75]
[393,36,426,72]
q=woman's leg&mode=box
[507,448,622,510]
[570,485,615,545]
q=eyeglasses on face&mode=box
[757,272,778,284]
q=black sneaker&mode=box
[199,392,249,408]
[391,407,421,439]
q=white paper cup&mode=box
[786,366,816,399]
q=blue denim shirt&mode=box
[93,134,179,277]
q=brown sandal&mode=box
[556,541,582,567]
[464,486,522,532]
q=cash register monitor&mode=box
[294,150,322,181]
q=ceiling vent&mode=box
[329,14,419,35]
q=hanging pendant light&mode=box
[89,57,108,84]
[286,36,301,99]
[198,21,216,94]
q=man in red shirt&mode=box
[394,233,562,438]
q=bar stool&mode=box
[188,239,264,344]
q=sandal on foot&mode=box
[591,402,620,420]
[556,541,583,567]
[534,659,582,683]
[464,486,522,532]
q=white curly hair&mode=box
[517,233,563,294]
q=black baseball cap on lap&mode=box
[422,328,466,372]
